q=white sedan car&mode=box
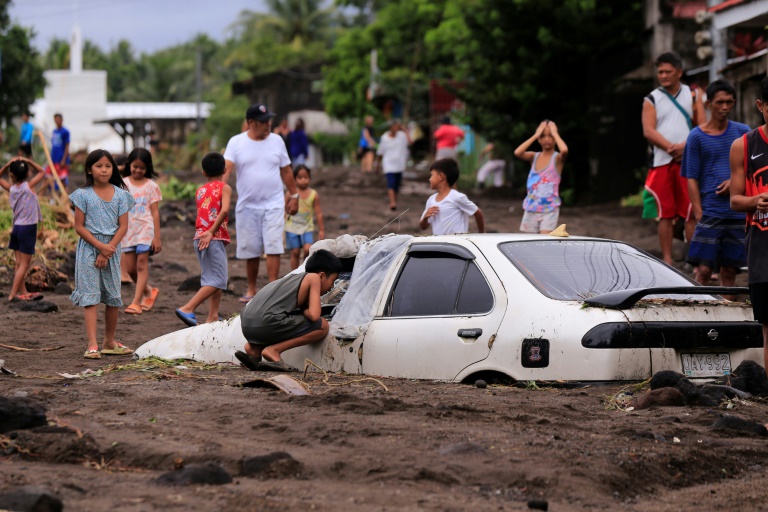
[137,234,763,382]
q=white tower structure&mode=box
[31,25,122,153]
[70,25,82,73]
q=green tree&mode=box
[324,0,447,121]
[427,0,645,200]
[0,0,45,124]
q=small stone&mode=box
[475,379,488,389]
[176,276,201,292]
[0,486,63,512]
[8,301,58,313]
[155,462,232,486]
[54,282,72,295]
[527,499,548,511]
[0,396,48,434]
[165,262,189,273]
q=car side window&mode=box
[388,254,493,317]
[456,261,494,314]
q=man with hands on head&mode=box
[223,104,299,303]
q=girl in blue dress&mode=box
[69,149,135,359]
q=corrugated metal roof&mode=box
[709,0,750,13]
[103,102,213,120]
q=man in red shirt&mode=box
[433,117,465,160]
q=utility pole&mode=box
[708,0,727,82]
[195,49,202,132]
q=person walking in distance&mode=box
[375,118,411,211]
[642,52,704,264]
[223,104,299,303]
[46,113,71,190]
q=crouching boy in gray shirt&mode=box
[236,249,342,371]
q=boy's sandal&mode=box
[101,343,133,356]
[175,309,198,327]
[255,360,296,372]
[234,350,262,371]
[239,295,255,304]
[140,287,160,311]
[84,349,101,359]
[124,304,143,315]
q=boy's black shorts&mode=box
[245,317,323,346]
[749,282,768,324]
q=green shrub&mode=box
[158,176,198,200]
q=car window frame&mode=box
[496,239,699,302]
[383,247,496,319]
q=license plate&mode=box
[681,353,731,378]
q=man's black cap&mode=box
[245,103,276,122]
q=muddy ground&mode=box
[1,167,767,511]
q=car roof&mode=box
[409,233,616,244]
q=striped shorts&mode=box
[687,215,746,269]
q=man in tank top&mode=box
[642,52,704,265]
[729,75,768,374]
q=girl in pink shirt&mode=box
[122,148,162,315]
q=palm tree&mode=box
[234,0,335,49]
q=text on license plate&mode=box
[681,353,731,377]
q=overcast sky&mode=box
[10,0,268,54]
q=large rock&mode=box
[631,387,686,410]
[0,396,47,434]
[155,462,232,486]
[8,301,58,313]
[711,413,768,436]
[240,452,303,478]
[176,276,201,292]
[732,360,768,396]
[0,486,63,512]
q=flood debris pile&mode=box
[630,360,768,410]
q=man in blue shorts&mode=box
[682,80,750,295]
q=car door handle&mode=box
[458,329,482,338]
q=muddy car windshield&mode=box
[499,240,695,301]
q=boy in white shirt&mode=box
[420,158,485,235]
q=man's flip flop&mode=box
[256,360,296,372]
[140,287,160,311]
[239,295,254,304]
[101,343,133,356]
[175,309,198,327]
[234,350,262,371]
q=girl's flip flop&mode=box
[101,343,133,356]
[140,288,160,311]
[84,349,101,359]
[124,304,143,315]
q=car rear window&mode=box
[499,240,695,301]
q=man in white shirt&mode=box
[376,118,411,211]
[224,104,299,302]
[420,158,485,235]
